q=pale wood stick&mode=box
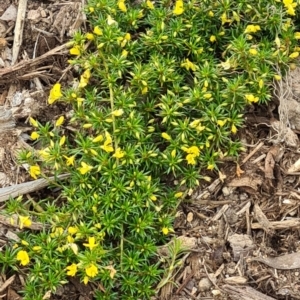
[0,173,69,203]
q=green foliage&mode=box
[1,0,300,299]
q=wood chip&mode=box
[249,252,300,270]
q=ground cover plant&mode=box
[1,0,300,299]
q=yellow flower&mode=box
[19,216,32,229]
[63,155,75,166]
[173,0,184,15]
[208,11,214,17]
[284,0,296,16]
[29,165,40,179]
[245,94,259,103]
[69,46,81,56]
[66,263,77,277]
[55,116,64,127]
[186,154,196,165]
[244,24,261,34]
[210,35,216,42]
[124,33,131,41]
[85,264,98,277]
[67,235,74,243]
[118,0,127,12]
[93,26,103,36]
[89,7,94,13]
[83,237,98,250]
[59,135,66,146]
[175,192,183,198]
[113,148,125,159]
[92,135,103,143]
[189,119,201,128]
[50,227,64,238]
[111,109,124,116]
[39,148,51,160]
[83,276,89,285]
[274,74,282,80]
[294,32,300,39]
[249,48,258,55]
[16,250,30,266]
[79,69,91,88]
[231,124,237,134]
[203,93,212,99]
[217,119,226,127]
[142,86,148,94]
[162,227,169,235]
[182,146,200,157]
[32,246,42,251]
[68,226,78,235]
[207,163,214,170]
[121,49,128,57]
[289,51,299,59]
[29,117,39,127]
[30,131,39,140]
[78,162,93,175]
[181,58,196,71]
[22,240,29,246]
[86,33,94,40]
[107,15,117,26]
[100,132,114,152]
[161,132,172,141]
[48,83,63,104]
[146,0,154,9]
[220,13,231,25]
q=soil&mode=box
[0,1,300,300]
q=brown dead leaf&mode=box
[236,164,244,177]
[104,265,117,279]
[218,170,226,182]
[0,37,7,50]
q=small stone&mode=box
[198,277,212,292]
[222,186,231,196]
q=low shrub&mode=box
[2,0,300,299]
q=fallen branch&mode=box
[222,284,276,300]
[251,219,300,230]
[0,173,69,202]
[0,44,68,84]
[12,0,28,65]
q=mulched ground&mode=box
[0,1,300,300]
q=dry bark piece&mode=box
[227,234,254,261]
[0,275,15,293]
[253,204,272,233]
[0,4,17,21]
[227,176,262,191]
[7,287,22,300]
[249,252,300,270]
[251,219,300,230]
[264,146,278,179]
[222,284,276,300]
[0,107,15,132]
[287,156,300,173]
[223,276,247,285]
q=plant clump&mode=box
[1,0,300,299]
